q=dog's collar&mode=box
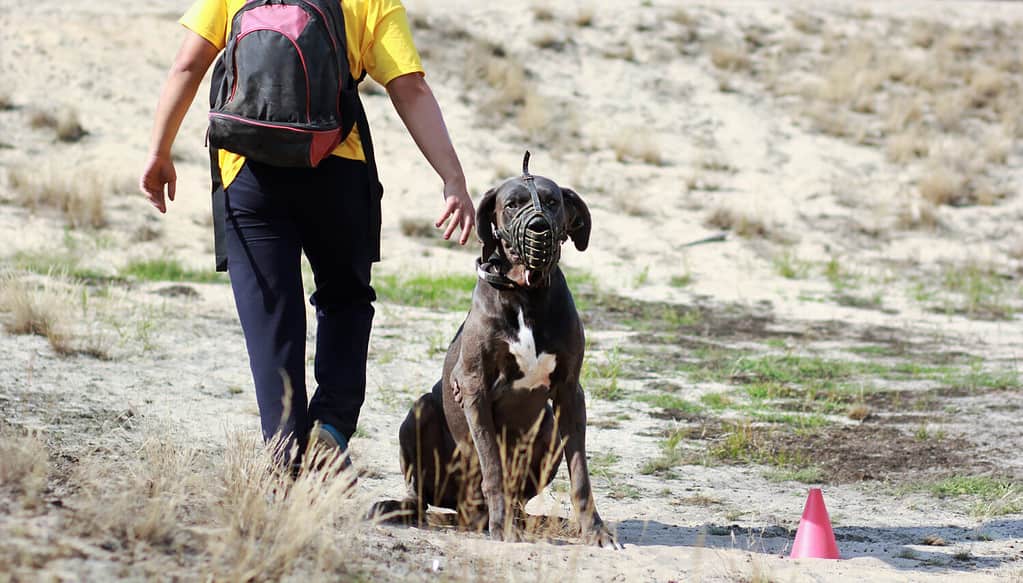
[476,257,519,290]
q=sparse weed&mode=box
[705,206,770,239]
[772,251,811,280]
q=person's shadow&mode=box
[615,518,1023,572]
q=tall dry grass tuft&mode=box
[66,431,363,578]
[0,422,50,509]
[73,438,203,551]
[208,434,360,580]
[497,411,574,543]
[611,128,662,165]
[0,275,76,355]
[918,165,967,207]
[7,166,105,228]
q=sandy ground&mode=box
[1,0,1023,581]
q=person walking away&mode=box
[139,0,474,469]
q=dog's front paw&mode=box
[581,521,620,550]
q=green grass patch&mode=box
[699,392,733,410]
[120,258,226,283]
[582,347,626,401]
[11,250,111,283]
[709,421,814,469]
[636,393,703,414]
[928,475,1023,517]
[588,450,621,480]
[670,274,693,288]
[764,466,823,483]
[773,251,812,279]
[750,410,829,430]
[639,428,692,476]
[374,272,476,311]
[942,363,1020,392]
[731,355,860,384]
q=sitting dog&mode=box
[373,153,617,548]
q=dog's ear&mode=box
[561,188,591,251]
[476,187,499,260]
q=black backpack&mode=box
[208,0,359,167]
[206,0,382,271]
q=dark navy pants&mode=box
[224,157,380,455]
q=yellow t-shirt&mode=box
[180,0,423,186]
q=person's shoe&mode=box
[308,422,353,472]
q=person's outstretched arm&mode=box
[387,73,475,245]
[140,31,220,214]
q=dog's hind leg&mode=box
[382,386,460,522]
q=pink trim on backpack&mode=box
[309,130,342,166]
[240,4,311,42]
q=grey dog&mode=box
[372,154,617,548]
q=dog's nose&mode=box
[526,216,550,234]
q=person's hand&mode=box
[139,152,177,214]
[436,180,475,245]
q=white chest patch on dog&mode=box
[506,308,557,390]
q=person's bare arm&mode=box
[387,73,475,245]
[140,31,220,214]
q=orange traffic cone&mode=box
[789,488,841,559]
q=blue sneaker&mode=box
[309,422,353,471]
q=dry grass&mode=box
[55,109,86,142]
[574,7,595,28]
[532,30,565,51]
[7,166,106,228]
[0,275,76,355]
[886,130,929,164]
[399,216,435,238]
[611,128,662,165]
[918,165,967,207]
[61,431,364,579]
[531,4,555,22]
[27,108,86,142]
[789,11,822,35]
[708,40,750,72]
[727,10,1021,228]
[705,206,770,239]
[612,191,650,218]
[517,89,551,136]
[29,110,57,130]
[0,423,49,509]
[894,195,940,231]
